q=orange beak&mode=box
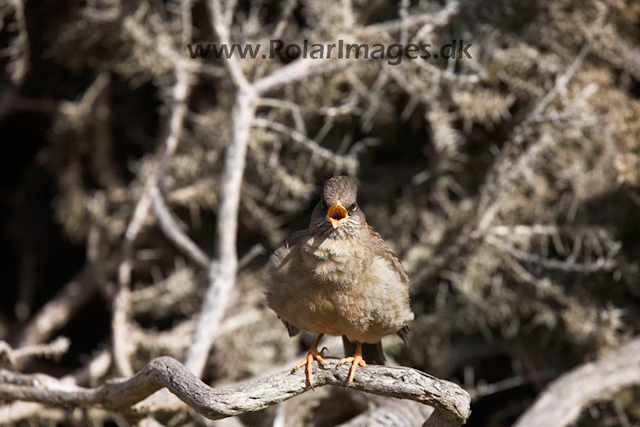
[327,202,348,229]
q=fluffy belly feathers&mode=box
[267,235,408,343]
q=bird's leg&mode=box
[337,342,367,385]
[294,333,328,387]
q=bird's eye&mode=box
[348,203,357,211]
[319,200,327,210]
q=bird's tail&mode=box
[342,336,386,365]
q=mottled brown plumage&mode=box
[266,176,414,385]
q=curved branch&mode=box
[514,337,640,427]
[0,357,470,426]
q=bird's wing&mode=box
[285,229,309,248]
[367,225,409,283]
[282,319,300,337]
[396,324,411,345]
[273,229,309,338]
[367,225,412,343]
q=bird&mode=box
[266,175,414,386]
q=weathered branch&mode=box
[0,356,470,426]
[514,336,640,427]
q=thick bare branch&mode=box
[0,356,470,425]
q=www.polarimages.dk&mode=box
[188,40,473,65]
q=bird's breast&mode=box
[302,235,367,285]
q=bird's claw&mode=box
[294,346,327,388]
[337,354,367,386]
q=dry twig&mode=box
[0,337,70,368]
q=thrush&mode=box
[266,176,414,386]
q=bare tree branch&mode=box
[475,45,592,234]
[253,118,358,172]
[253,1,460,93]
[150,184,211,268]
[514,337,640,427]
[0,349,112,424]
[137,417,167,427]
[184,86,257,377]
[207,0,250,91]
[7,0,30,84]
[112,287,134,376]
[0,357,470,426]
[338,394,434,427]
[0,337,70,368]
[184,0,257,377]
[114,64,194,376]
[358,0,459,36]
[15,264,102,347]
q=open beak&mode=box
[327,202,348,229]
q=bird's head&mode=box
[311,176,365,237]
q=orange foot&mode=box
[337,342,366,385]
[294,334,328,387]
